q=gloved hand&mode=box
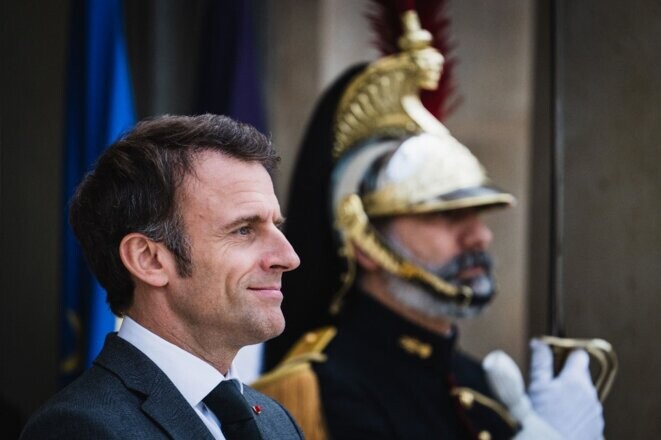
[483,350,562,440]
[528,339,604,440]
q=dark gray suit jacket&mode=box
[21,333,304,439]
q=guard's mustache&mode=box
[436,251,493,280]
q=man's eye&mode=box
[236,226,252,236]
[435,209,474,222]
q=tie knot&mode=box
[204,379,254,425]
[203,379,264,440]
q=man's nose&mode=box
[264,228,301,272]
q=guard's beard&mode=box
[383,240,496,319]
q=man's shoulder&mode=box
[20,366,141,439]
[41,363,134,408]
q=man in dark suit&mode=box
[21,114,304,440]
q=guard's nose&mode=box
[461,215,493,251]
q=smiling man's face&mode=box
[166,150,300,350]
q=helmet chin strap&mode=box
[385,229,497,300]
[384,243,497,319]
[333,194,480,314]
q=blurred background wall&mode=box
[529,1,661,437]
[1,1,69,429]
[1,0,659,437]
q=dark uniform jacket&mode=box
[313,293,517,440]
[21,333,304,440]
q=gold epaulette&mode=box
[252,327,337,440]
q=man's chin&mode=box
[260,312,286,341]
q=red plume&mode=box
[365,0,461,121]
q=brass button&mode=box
[458,390,474,408]
[478,431,491,440]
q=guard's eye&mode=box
[434,208,480,222]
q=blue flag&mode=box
[196,0,266,132]
[61,0,136,383]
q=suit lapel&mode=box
[95,333,214,440]
[242,388,269,437]
[140,374,215,440]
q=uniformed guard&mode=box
[255,2,605,439]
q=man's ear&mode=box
[119,233,172,287]
[353,244,381,272]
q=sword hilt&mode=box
[539,335,618,402]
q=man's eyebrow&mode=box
[221,215,286,232]
[221,215,262,232]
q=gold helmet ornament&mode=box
[328,9,516,316]
[265,0,515,370]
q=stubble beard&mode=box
[232,278,287,346]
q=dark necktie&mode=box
[203,379,264,440]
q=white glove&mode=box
[528,339,604,440]
[483,350,562,440]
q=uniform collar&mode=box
[339,290,458,372]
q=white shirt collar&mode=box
[117,316,243,408]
